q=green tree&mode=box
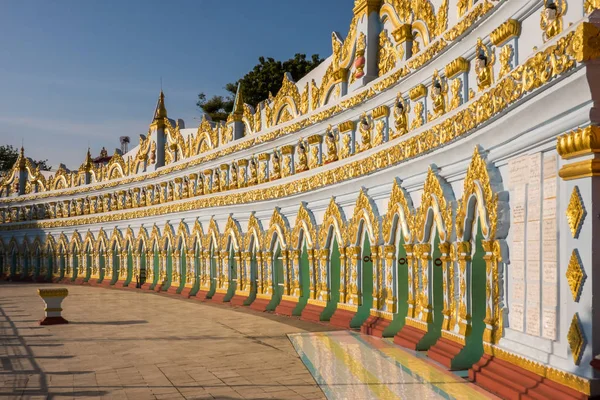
[197,53,323,122]
[0,145,52,173]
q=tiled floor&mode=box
[289,331,498,400]
[0,283,331,399]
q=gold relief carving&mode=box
[448,78,463,111]
[427,70,447,122]
[295,141,309,173]
[391,93,409,139]
[445,1,494,42]
[357,113,374,153]
[392,24,412,43]
[410,102,424,130]
[567,313,585,365]
[483,344,591,395]
[444,57,469,79]
[324,125,339,164]
[409,84,426,101]
[566,186,586,238]
[585,0,600,13]
[38,288,68,297]
[557,125,600,159]
[372,105,389,119]
[475,38,494,92]
[378,30,399,76]
[498,45,514,79]
[540,0,564,42]
[566,249,586,302]
[490,19,521,46]
[1,28,584,230]
[338,120,355,133]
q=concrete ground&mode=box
[0,283,333,400]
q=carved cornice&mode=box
[571,22,600,62]
[490,19,521,46]
[339,121,355,133]
[557,125,600,159]
[409,84,427,100]
[353,0,382,16]
[392,24,412,43]
[444,57,470,79]
[308,135,322,145]
[372,105,390,119]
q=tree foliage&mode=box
[0,145,52,173]
[197,53,323,122]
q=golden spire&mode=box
[153,90,168,120]
[232,83,244,121]
[84,148,93,171]
[18,146,26,170]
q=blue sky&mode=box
[0,0,353,169]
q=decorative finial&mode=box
[154,90,167,120]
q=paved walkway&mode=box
[0,284,331,399]
[290,331,497,400]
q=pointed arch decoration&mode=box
[8,237,19,256]
[190,219,204,251]
[175,221,190,251]
[456,148,502,241]
[221,215,242,251]
[291,203,318,250]
[69,231,83,254]
[192,116,218,154]
[348,189,380,246]
[415,168,453,243]
[161,222,175,251]
[245,214,264,252]
[32,236,43,254]
[204,218,220,251]
[149,225,161,251]
[21,235,31,255]
[136,226,149,252]
[95,229,109,253]
[383,178,415,244]
[57,233,69,254]
[379,0,449,46]
[267,73,303,127]
[45,234,56,254]
[318,198,347,249]
[263,208,290,251]
[106,151,127,180]
[83,230,95,253]
[123,227,136,251]
[109,228,123,251]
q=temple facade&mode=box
[1,0,600,398]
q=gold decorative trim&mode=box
[281,145,294,155]
[369,309,393,320]
[337,303,358,312]
[353,0,381,16]
[392,24,412,43]
[256,293,271,300]
[570,22,600,62]
[405,317,428,332]
[441,330,466,346]
[558,159,600,180]
[490,19,521,46]
[308,299,326,307]
[282,295,299,303]
[566,186,586,238]
[372,105,390,119]
[557,125,600,160]
[38,288,68,297]
[0,27,582,230]
[567,313,585,365]
[338,120,355,133]
[483,343,591,395]
[444,57,470,79]
[308,135,322,145]
[566,250,586,302]
[409,84,427,101]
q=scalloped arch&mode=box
[95,229,109,253]
[318,198,346,249]
[291,203,317,250]
[245,214,264,252]
[383,178,414,244]
[109,228,123,251]
[204,218,220,251]
[149,225,161,251]
[264,208,290,251]
[69,231,83,253]
[83,230,95,252]
[221,215,242,251]
[456,148,499,241]
[136,226,149,252]
[44,234,56,254]
[348,190,380,246]
[57,233,69,253]
[415,168,453,243]
[161,222,175,250]
[8,237,19,254]
[190,220,204,250]
[175,221,190,251]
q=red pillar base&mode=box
[140,281,154,290]
[469,354,587,400]
[229,294,249,307]
[194,290,211,301]
[39,316,69,325]
[361,316,391,338]
[427,337,466,370]
[154,282,167,292]
[329,308,356,329]
[274,299,298,317]
[111,280,126,288]
[74,277,86,285]
[210,292,228,303]
[393,324,427,350]
[98,279,114,288]
[249,297,270,312]
[166,285,181,295]
[300,303,325,323]
[180,287,194,298]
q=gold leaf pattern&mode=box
[566,250,586,302]
[566,186,586,238]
